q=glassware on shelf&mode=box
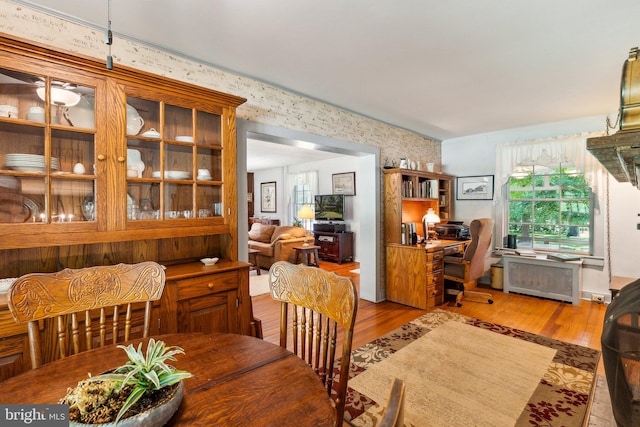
[81,194,95,221]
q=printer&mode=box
[435,221,470,240]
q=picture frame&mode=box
[456,175,494,200]
[332,172,356,196]
[260,181,276,212]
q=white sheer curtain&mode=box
[494,131,609,256]
[494,131,606,202]
[285,169,318,225]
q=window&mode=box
[292,183,313,223]
[507,165,592,254]
[287,170,318,226]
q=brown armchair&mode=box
[443,218,494,307]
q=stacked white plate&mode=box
[5,154,59,171]
[151,170,191,179]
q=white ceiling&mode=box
[17,0,640,145]
[246,138,342,171]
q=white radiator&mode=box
[503,255,583,305]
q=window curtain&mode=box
[494,131,607,202]
[285,169,318,224]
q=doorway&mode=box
[237,119,382,302]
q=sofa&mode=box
[247,223,311,269]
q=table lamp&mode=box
[297,204,314,246]
[422,208,441,242]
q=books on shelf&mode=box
[419,179,439,199]
[401,222,418,245]
[402,178,439,199]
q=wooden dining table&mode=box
[0,333,336,426]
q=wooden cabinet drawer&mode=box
[443,243,466,255]
[177,271,238,300]
[426,269,443,286]
[0,308,27,337]
[426,260,443,273]
[426,251,444,262]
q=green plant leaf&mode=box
[115,386,147,425]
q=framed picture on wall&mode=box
[332,172,356,196]
[261,181,277,212]
[456,175,494,200]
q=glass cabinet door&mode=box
[0,67,96,225]
[125,95,223,222]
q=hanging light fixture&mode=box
[105,0,113,69]
[35,82,81,107]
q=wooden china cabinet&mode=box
[0,36,244,250]
[0,34,252,380]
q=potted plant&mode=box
[60,338,192,426]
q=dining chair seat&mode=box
[7,261,165,369]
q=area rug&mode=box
[342,308,601,427]
[249,269,270,296]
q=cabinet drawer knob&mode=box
[97,154,106,161]
[117,156,125,163]
[207,283,214,289]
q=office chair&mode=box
[443,218,494,307]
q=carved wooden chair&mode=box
[379,378,406,427]
[268,261,358,427]
[7,261,165,369]
[443,218,494,306]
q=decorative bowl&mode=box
[141,128,161,138]
[200,257,219,266]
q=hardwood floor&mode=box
[251,260,608,374]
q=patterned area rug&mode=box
[342,309,601,427]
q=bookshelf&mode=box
[383,168,454,245]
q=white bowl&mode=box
[141,128,161,138]
[200,257,219,266]
[175,135,193,142]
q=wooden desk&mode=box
[293,245,321,267]
[386,240,467,309]
[0,333,335,427]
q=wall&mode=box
[442,115,640,301]
[252,168,284,222]
[252,156,361,261]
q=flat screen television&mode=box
[314,194,344,221]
